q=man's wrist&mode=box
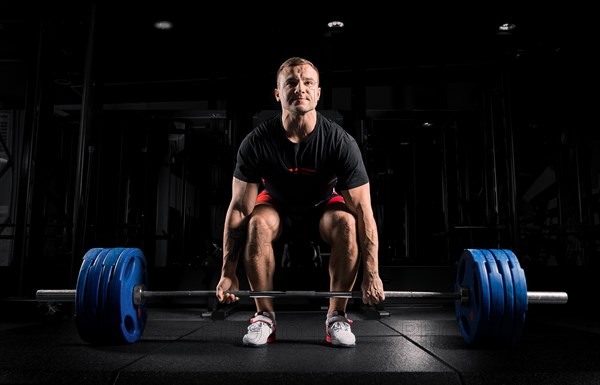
[362,268,379,280]
[221,264,237,276]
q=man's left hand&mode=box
[361,275,385,305]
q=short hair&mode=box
[276,57,320,86]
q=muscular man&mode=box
[216,57,385,347]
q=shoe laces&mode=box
[247,322,266,333]
[328,313,353,332]
[330,320,351,332]
[248,313,273,333]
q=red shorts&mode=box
[255,190,345,206]
[254,190,346,257]
[256,190,345,259]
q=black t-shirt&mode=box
[234,112,369,212]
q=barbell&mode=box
[36,247,568,346]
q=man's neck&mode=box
[281,110,318,143]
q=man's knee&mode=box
[321,210,357,246]
[247,208,280,239]
[333,212,356,238]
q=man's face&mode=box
[275,64,321,114]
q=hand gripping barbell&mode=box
[36,247,567,346]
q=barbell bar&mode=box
[35,247,568,346]
[36,287,568,305]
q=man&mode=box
[216,57,385,347]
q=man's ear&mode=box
[274,88,280,102]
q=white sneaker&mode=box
[242,312,276,347]
[326,311,356,347]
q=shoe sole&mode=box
[243,342,269,347]
[326,335,355,348]
[328,342,355,348]
[243,334,276,347]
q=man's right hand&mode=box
[216,274,240,304]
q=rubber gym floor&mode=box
[1,299,599,385]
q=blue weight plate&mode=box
[489,249,515,341]
[501,249,528,344]
[479,249,505,339]
[84,248,112,328]
[76,248,105,316]
[107,248,147,344]
[75,248,104,341]
[455,249,491,345]
[97,248,125,328]
[75,248,104,320]
[79,248,111,343]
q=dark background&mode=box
[0,2,596,307]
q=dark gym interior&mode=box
[0,3,598,384]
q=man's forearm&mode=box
[361,245,379,278]
[358,214,379,278]
[222,227,244,272]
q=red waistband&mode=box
[256,190,344,206]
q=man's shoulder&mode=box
[317,112,353,142]
[317,112,343,133]
[251,113,280,137]
[239,114,279,152]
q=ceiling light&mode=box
[154,20,173,30]
[327,20,344,28]
[498,23,516,32]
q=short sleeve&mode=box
[335,134,369,191]
[233,134,262,183]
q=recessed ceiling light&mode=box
[499,23,516,32]
[327,20,344,28]
[154,20,173,30]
